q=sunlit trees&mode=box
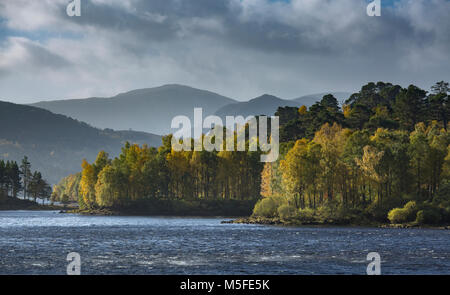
[261,122,448,223]
[95,165,119,207]
[80,159,97,209]
[69,133,264,209]
[409,123,449,201]
[313,123,349,203]
[51,173,81,204]
[52,81,450,223]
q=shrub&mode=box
[387,201,417,224]
[253,197,280,218]
[416,208,442,225]
[278,204,299,220]
[388,208,409,224]
[314,205,338,223]
[404,201,417,211]
[298,208,315,223]
[61,194,70,204]
[444,207,450,223]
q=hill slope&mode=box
[0,101,161,184]
[214,94,302,119]
[31,84,237,135]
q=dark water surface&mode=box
[0,211,449,274]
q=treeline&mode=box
[53,137,263,209]
[256,81,450,225]
[0,156,52,204]
[53,81,450,223]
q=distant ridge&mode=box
[31,84,237,135]
[293,92,352,106]
[215,94,302,119]
[30,85,351,136]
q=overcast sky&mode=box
[0,0,449,103]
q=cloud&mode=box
[0,37,71,74]
[0,0,449,102]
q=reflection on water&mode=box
[0,211,449,274]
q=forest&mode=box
[52,81,450,224]
[51,137,263,215]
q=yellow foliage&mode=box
[298,105,307,115]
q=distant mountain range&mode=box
[31,85,236,136]
[0,101,161,184]
[31,85,351,135]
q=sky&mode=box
[0,0,449,103]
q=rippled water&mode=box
[0,211,449,274]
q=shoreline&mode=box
[62,208,250,219]
[221,217,450,230]
[3,207,449,229]
[0,197,64,211]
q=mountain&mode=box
[214,94,302,120]
[293,92,352,106]
[0,101,161,184]
[31,84,237,136]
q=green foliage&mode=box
[253,196,284,218]
[416,209,442,225]
[70,131,265,212]
[268,81,450,225]
[55,81,450,223]
[388,208,410,224]
[0,159,22,198]
[388,201,418,224]
[0,156,50,205]
[277,203,298,220]
[298,208,315,223]
[51,173,81,203]
[61,194,70,204]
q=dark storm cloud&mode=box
[56,0,450,57]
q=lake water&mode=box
[0,211,449,274]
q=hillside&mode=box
[214,94,302,119]
[0,101,161,184]
[31,84,237,135]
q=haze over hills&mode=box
[26,84,355,146]
[31,85,237,136]
[0,101,161,184]
[293,92,352,106]
[31,84,350,136]
[214,94,303,120]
